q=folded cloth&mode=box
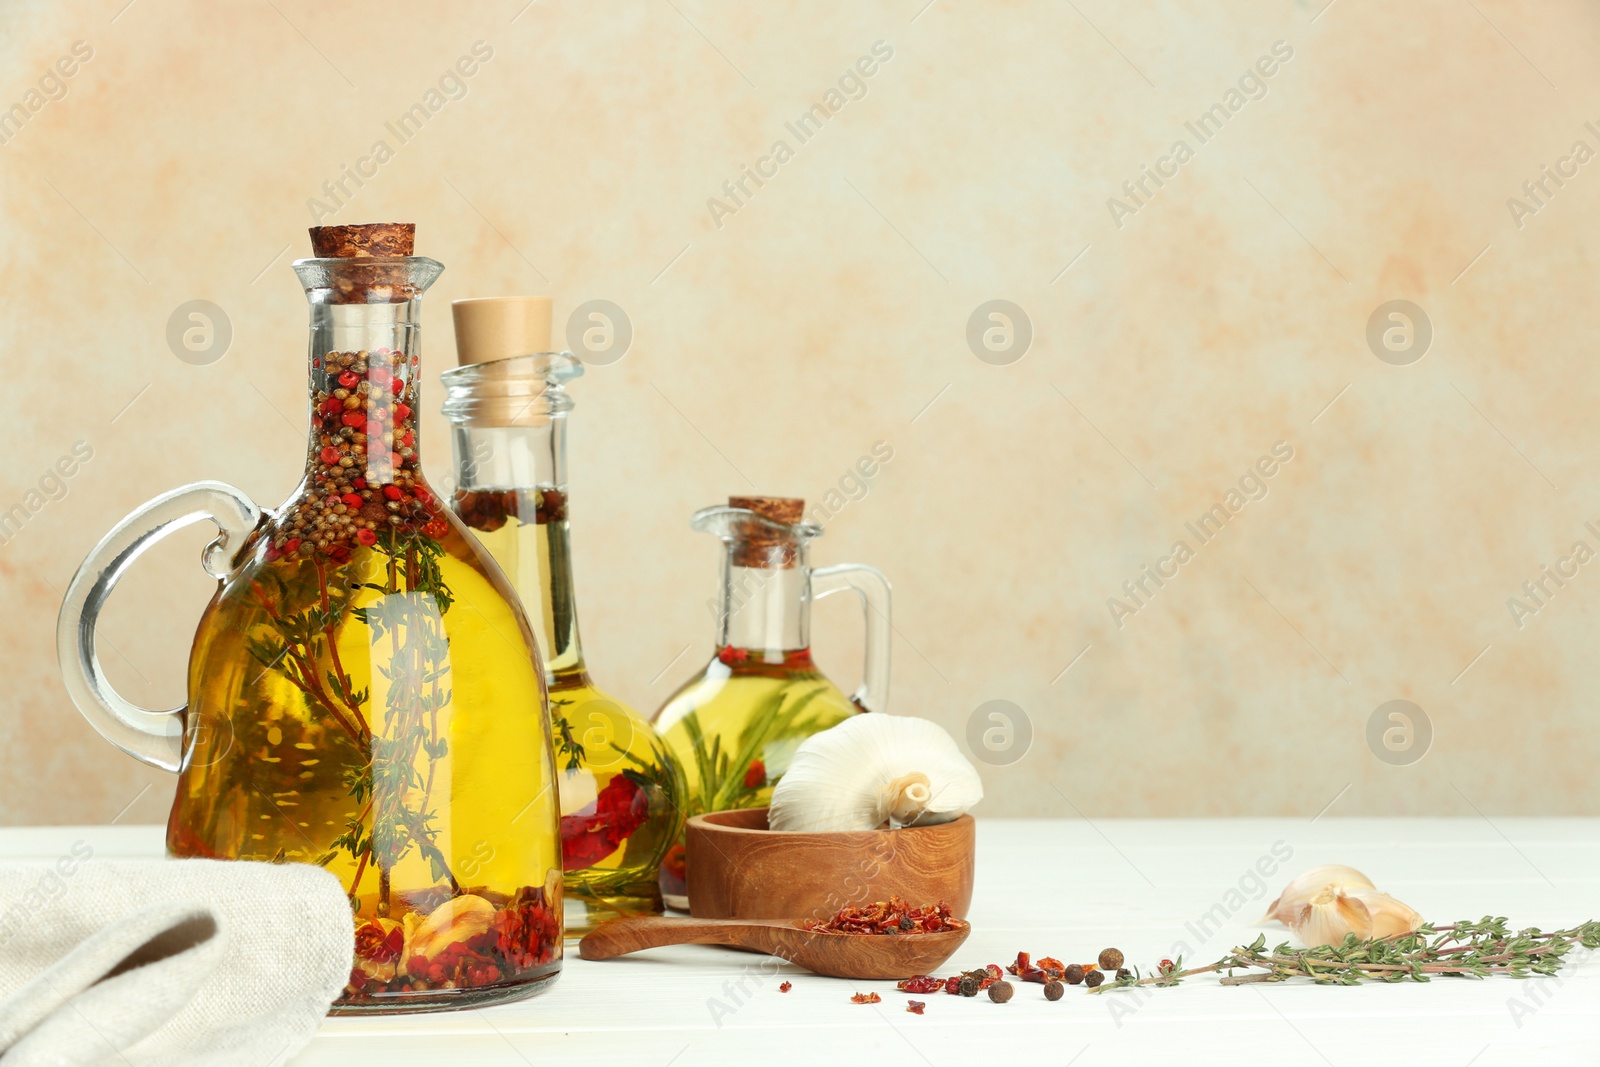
[0,854,353,1067]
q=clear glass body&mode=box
[651,510,865,909]
[167,258,563,1013]
[443,354,685,935]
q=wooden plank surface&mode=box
[8,820,1595,1065]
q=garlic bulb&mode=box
[767,715,983,832]
[1264,864,1422,947]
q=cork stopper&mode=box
[728,495,805,568]
[452,297,554,365]
[309,223,415,258]
[729,496,804,524]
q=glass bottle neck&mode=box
[450,415,585,680]
[714,543,812,659]
[304,299,426,481]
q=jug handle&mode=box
[810,563,892,714]
[56,482,262,773]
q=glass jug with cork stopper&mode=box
[56,224,563,1013]
[652,496,891,909]
[441,296,685,934]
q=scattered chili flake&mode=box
[943,976,961,995]
[1006,951,1031,976]
[1159,958,1175,975]
[779,981,792,993]
[850,992,882,1004]
[906,1000,926,1015]
[896,975,943,994]
[803,896,965,936]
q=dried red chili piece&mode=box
[803,897,965,936]
[743,760,766,789]
[906,1000,926,1015]
[943,976,961,995]
[779,981,792,993]
[1006,951,1031,976]
[896,975,944,994]
[850,992,882,1004]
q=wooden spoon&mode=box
[578,916,971,980]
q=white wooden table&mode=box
[7,820,1596,1066]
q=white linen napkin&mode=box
[0,854,353,1067]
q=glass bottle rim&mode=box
[440,350,581,425]
[692,504,823,544]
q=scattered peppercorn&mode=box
[988,981,1014,1003]
[1044,980,1064,1001]
[779,981,792,992]
[906,1000,926,1015]
[1064,963,1086,985]
[1084,969,1105,989]
[958,976,981,997]
[1099,948,1125,971]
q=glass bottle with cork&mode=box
[57,224,563,1012]
[441,296,685,934]
[652,496,891,909]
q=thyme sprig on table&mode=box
[1094,918,1600,992]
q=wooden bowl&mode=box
[685,808,975,922]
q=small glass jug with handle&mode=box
[651,495,891,908]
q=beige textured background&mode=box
[2,0,1596,826]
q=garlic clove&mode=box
[768,715,983,833]
[408,894,497,960]
[1259,864,1376,925]
[1291,886,1373,947]
[1348,890,1422,939]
